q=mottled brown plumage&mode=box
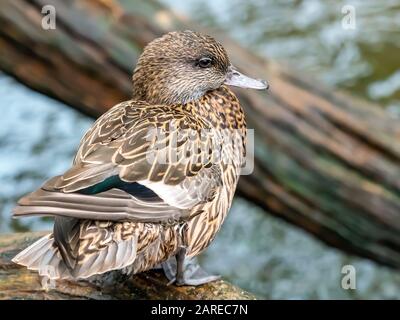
[12,30,268,285]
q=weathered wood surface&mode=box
[1,0,400,269]
[0,232,256,300]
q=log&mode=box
[0,232,255,300]
[1,0,400,270]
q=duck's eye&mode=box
[197,57,213,68]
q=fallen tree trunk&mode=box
[0,232,255,299]
[1,0,400,269]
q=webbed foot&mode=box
[161,247,220,286]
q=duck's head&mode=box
[132,30,268,105]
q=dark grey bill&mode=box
[224,66,269,90]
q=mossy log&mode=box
[1,0,400,270]
[0,232,255,300]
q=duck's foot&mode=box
[161,246,220,286]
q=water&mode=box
[202,198,400,299]
[0,75,92,232]
[1,0,400,298]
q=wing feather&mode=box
[14,100,224,223]
[57,101,223,208]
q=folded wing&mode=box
[13,100,224,223]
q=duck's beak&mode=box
[224,65,269,90]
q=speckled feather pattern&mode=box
[12,31,249,280]
[132,31,230,105]
[67,86,246,274]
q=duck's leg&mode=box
[161,246,220,286]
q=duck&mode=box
[12,30,268,286]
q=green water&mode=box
[1,0,400,299]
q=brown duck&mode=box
[12,30,268,286]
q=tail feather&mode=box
[12,231,139,280]
[12,234,72,280]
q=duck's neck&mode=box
[184,85,246,132]
[132,70,207,106]
[132,78,246,133]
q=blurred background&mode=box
[1,0,400,299]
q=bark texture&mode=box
[0,232,256,300]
